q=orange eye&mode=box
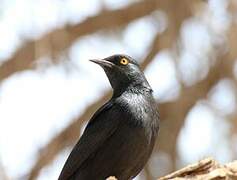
[120,58,129,65]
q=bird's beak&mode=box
[89,59,114,68]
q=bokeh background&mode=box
[0,0,236,179]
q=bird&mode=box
[58,54,159,180]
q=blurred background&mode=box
[0,0,236,179]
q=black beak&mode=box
[89,59,114,68]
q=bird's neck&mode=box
[112,80,152,98]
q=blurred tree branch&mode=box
[0,0,200,83]
[0,0,162,82]
[154,57,235,174]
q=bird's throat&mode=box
[112,82,152,98]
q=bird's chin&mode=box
[90,59,114,68]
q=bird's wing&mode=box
[58,100,120,180]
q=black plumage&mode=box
[58,54,159,180]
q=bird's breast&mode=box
[115,92,158,129]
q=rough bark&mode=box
[159,158,237,180]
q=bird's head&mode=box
[90,54,152,96]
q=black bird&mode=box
[58,54,159,180]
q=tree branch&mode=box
[159,158,237,180]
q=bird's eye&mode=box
[120,58,129,65]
